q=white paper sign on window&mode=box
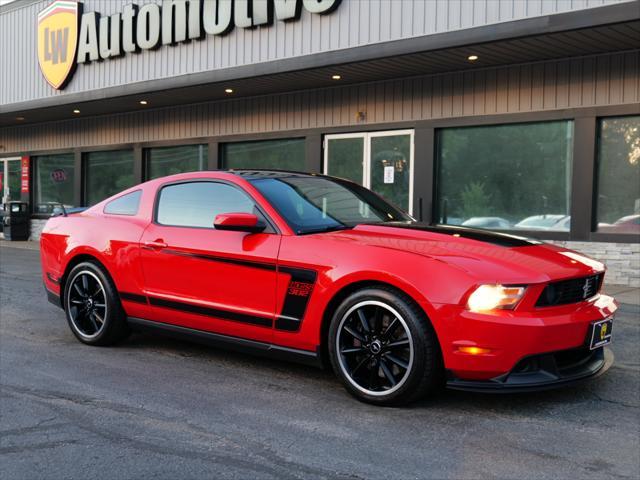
[384,166,394,184]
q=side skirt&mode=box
[126,317,322,368]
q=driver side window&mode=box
[156,181,266,229]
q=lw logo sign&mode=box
[37,1,81,89]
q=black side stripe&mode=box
[120,292,148,304]
[276,267,318,332]
[148,296,273,328]
[160,249,317,332]
[162,249,277,271]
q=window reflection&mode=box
[596,116,640,235]
[146,145,208,180]
[222,139,305,171]
[34,154,76,213]
[436,121,573,231]
[85,150,135,206]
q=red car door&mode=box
[139,180,280,343]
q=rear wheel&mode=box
[64,261,129,346]
[328,287,442,406]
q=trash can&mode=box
[3,201,30,241]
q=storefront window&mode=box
[146,144,208,180]
[595,116,640,235]
[436,121,573,231]
[34,154,75,214]
[85,150,135,206]
[221,138,305,171]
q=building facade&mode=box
[1,0,639,285]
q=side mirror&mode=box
[214,212,266,233]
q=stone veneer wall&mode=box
[24,223,639,287]
[550,241,640,288]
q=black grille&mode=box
[536,273,604,307]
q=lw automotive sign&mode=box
[37,0,341,90]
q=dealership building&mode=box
[0,0,638,285]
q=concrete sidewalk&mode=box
[2,239,638,308]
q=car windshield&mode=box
[250,176,411,234]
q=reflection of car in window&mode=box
[514,214,569,231]
[461,217,511,230]
[599,214,640,234]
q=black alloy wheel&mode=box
[64,261,129,346]
[67,270,107,339]
[328,286,442,405]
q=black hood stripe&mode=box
[367,222,542,248]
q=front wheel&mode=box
[328,287,442,406]
[64,261,129,346]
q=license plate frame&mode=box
[589,317,613,350]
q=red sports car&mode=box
[40,171,616,405]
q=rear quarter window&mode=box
[103,190,142,216]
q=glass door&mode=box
[1,158,22,207]
[324,130,414,214]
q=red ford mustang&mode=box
[40,171,616,405]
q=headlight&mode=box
[466,284,526,312]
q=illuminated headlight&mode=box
[466,284,526,312]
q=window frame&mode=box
[152,178,280,234]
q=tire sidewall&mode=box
[328,287,434,406]
[64,261,124,345]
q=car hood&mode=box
[324,222,604,284]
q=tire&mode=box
[328,286,442,406]
[63,261,129,346]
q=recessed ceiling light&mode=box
[73,109,80,114]
[139,100,148,105]
[225,88,234,94]
[16,116,25,121]
[467,55,479,61]
[332,74,341,80]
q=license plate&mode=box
[589,317,613,350]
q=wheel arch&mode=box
[59,253,110,309]
[318,279,442,370]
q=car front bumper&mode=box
[430,294,617,385]
[446,346,613,392]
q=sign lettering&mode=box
[38,0,342,89]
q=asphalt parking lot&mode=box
[1,245,638,480]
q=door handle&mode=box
[142,239,168,250]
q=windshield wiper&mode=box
[298,225,353,235]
